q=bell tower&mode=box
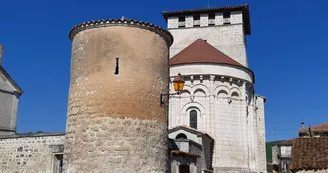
[162,4,251,67]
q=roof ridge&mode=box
[298,122,328,133]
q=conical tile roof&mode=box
[170,39,244,67]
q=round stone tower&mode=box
[64,18,173,173]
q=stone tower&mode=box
[64,19,173,173]
[162,5,267,173]
[162,5,250,67]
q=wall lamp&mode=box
[160,73,185,107]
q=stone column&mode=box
[64,19,173,173]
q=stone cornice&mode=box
[170,74,252,87]
[69,18,173,46]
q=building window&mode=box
[190,110,197,129]
[178,16,185,22]
[223,12,231,25]
[178,16,186,28]
[193,15,200,20]
[176,133,187,139]
[208,13,215,26]
[53,153,63,173]
[193,15,200,27]
[223,12,231,18]
[209,13,215,19]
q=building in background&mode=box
[298,122,328,137]
[270,122,328,173]
[0,45,23,136]
[290,137,328,173]
[271,140,293,173]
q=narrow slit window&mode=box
[53,153,63,173]
[190,110,197,129]
[114,57,119,75]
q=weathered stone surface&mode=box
[65,117,167,173]
[0,133,65,173]
[64,24,171,172]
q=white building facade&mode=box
[163,4,267,173]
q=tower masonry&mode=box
[64,19,173,173]
[162,5,251,67]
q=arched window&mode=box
[190,110,197,129]
[176,133,187,139]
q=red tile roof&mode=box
[299,122,328,133]
[290,137,328,171]
[170,39,244,67]
[278,139,293,146]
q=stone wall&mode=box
[0,133,65,173]
[280,146,292,158]
[272,146,279,165]
[256,96,267,173]
[296,170,328,173]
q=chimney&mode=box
[301,122,304,128]
[0,45,3,65]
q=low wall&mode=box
[296,170,328,173]
[0,132,65,173]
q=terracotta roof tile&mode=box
[170,39,244,67]
[290,137,328,171]
[299,122,328,133]
[278,139,294,146]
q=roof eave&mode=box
[0,66,23,95]
[170,62,255,84]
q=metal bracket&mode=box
[160,92,180,107]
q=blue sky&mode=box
[1,0,327,142]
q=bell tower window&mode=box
[190,110,197,129]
